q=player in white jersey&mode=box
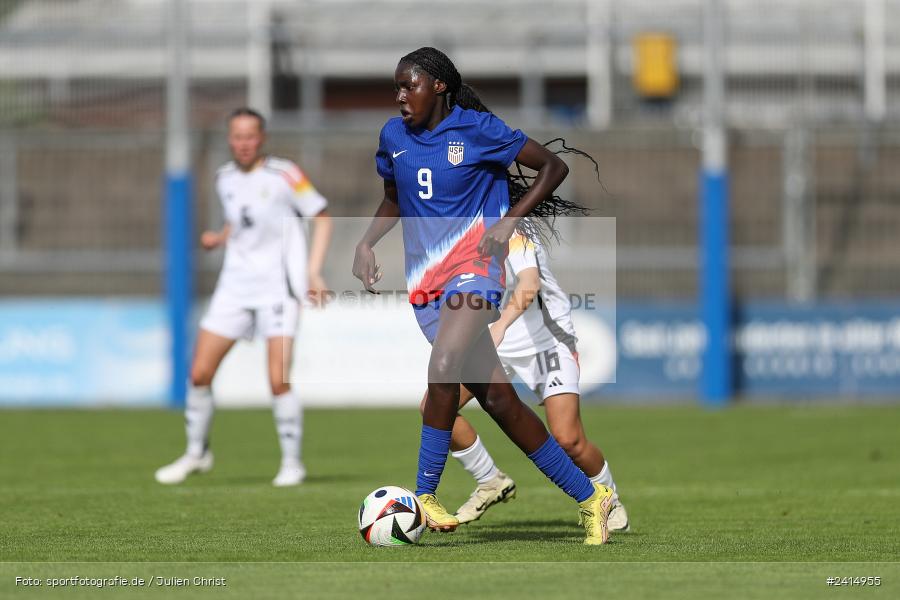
[155,108,333,487]
[421,233,629,530]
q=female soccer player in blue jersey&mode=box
[353,47,613,544]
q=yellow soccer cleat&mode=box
[417,493,460,532]
[577,495,630,533]
[578,483,615,545]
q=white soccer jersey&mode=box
[213,156,327,307]
[497,234,578,358]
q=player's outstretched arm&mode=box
[477,139,568,257]
[353,181,400,293]
[307,209,333,306]
[200,224,231,250]
[491,266,540,347]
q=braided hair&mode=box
[399,47,597,245]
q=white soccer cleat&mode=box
[454,471,517,524]
[272,461,306,487]
[608,498,630,533]
[154,451,214,485]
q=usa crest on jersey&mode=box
[447,141,464,165]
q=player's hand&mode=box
[478,218,517,257]
[200,230,224,250]
[307,273,330,307]
[353,243,383,294]
[490,323,507,347]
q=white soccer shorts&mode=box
[500,340,580,401]
[199,293,299,340]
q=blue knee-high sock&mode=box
[527,435,596,503]
[415,425,452,496]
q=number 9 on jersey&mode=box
[418,168,432,199]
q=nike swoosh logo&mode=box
[392,150,407,158]
[423,471,435,477]
[456,280,475,287]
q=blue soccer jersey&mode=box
[375,106,527,304]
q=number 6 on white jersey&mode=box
[418,168,432,199]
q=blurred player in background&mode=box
[353,47,614,544]
[155,107,333,487]
[425,232,629,531]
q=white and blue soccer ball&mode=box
[358,485,426,546]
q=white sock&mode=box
[273,391,302,466]
[590,461,617,494]
[451,436,499,485]
[185,385,214,458]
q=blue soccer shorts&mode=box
[411,273,504,344]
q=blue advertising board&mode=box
[0,300,168,406]
[1,298,899,406]
[736,302,900,396]
[583,302,900,398]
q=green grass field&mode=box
[1,405,899,599]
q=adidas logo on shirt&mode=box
[547,377,564,388]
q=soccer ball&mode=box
[358,486,426,546]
